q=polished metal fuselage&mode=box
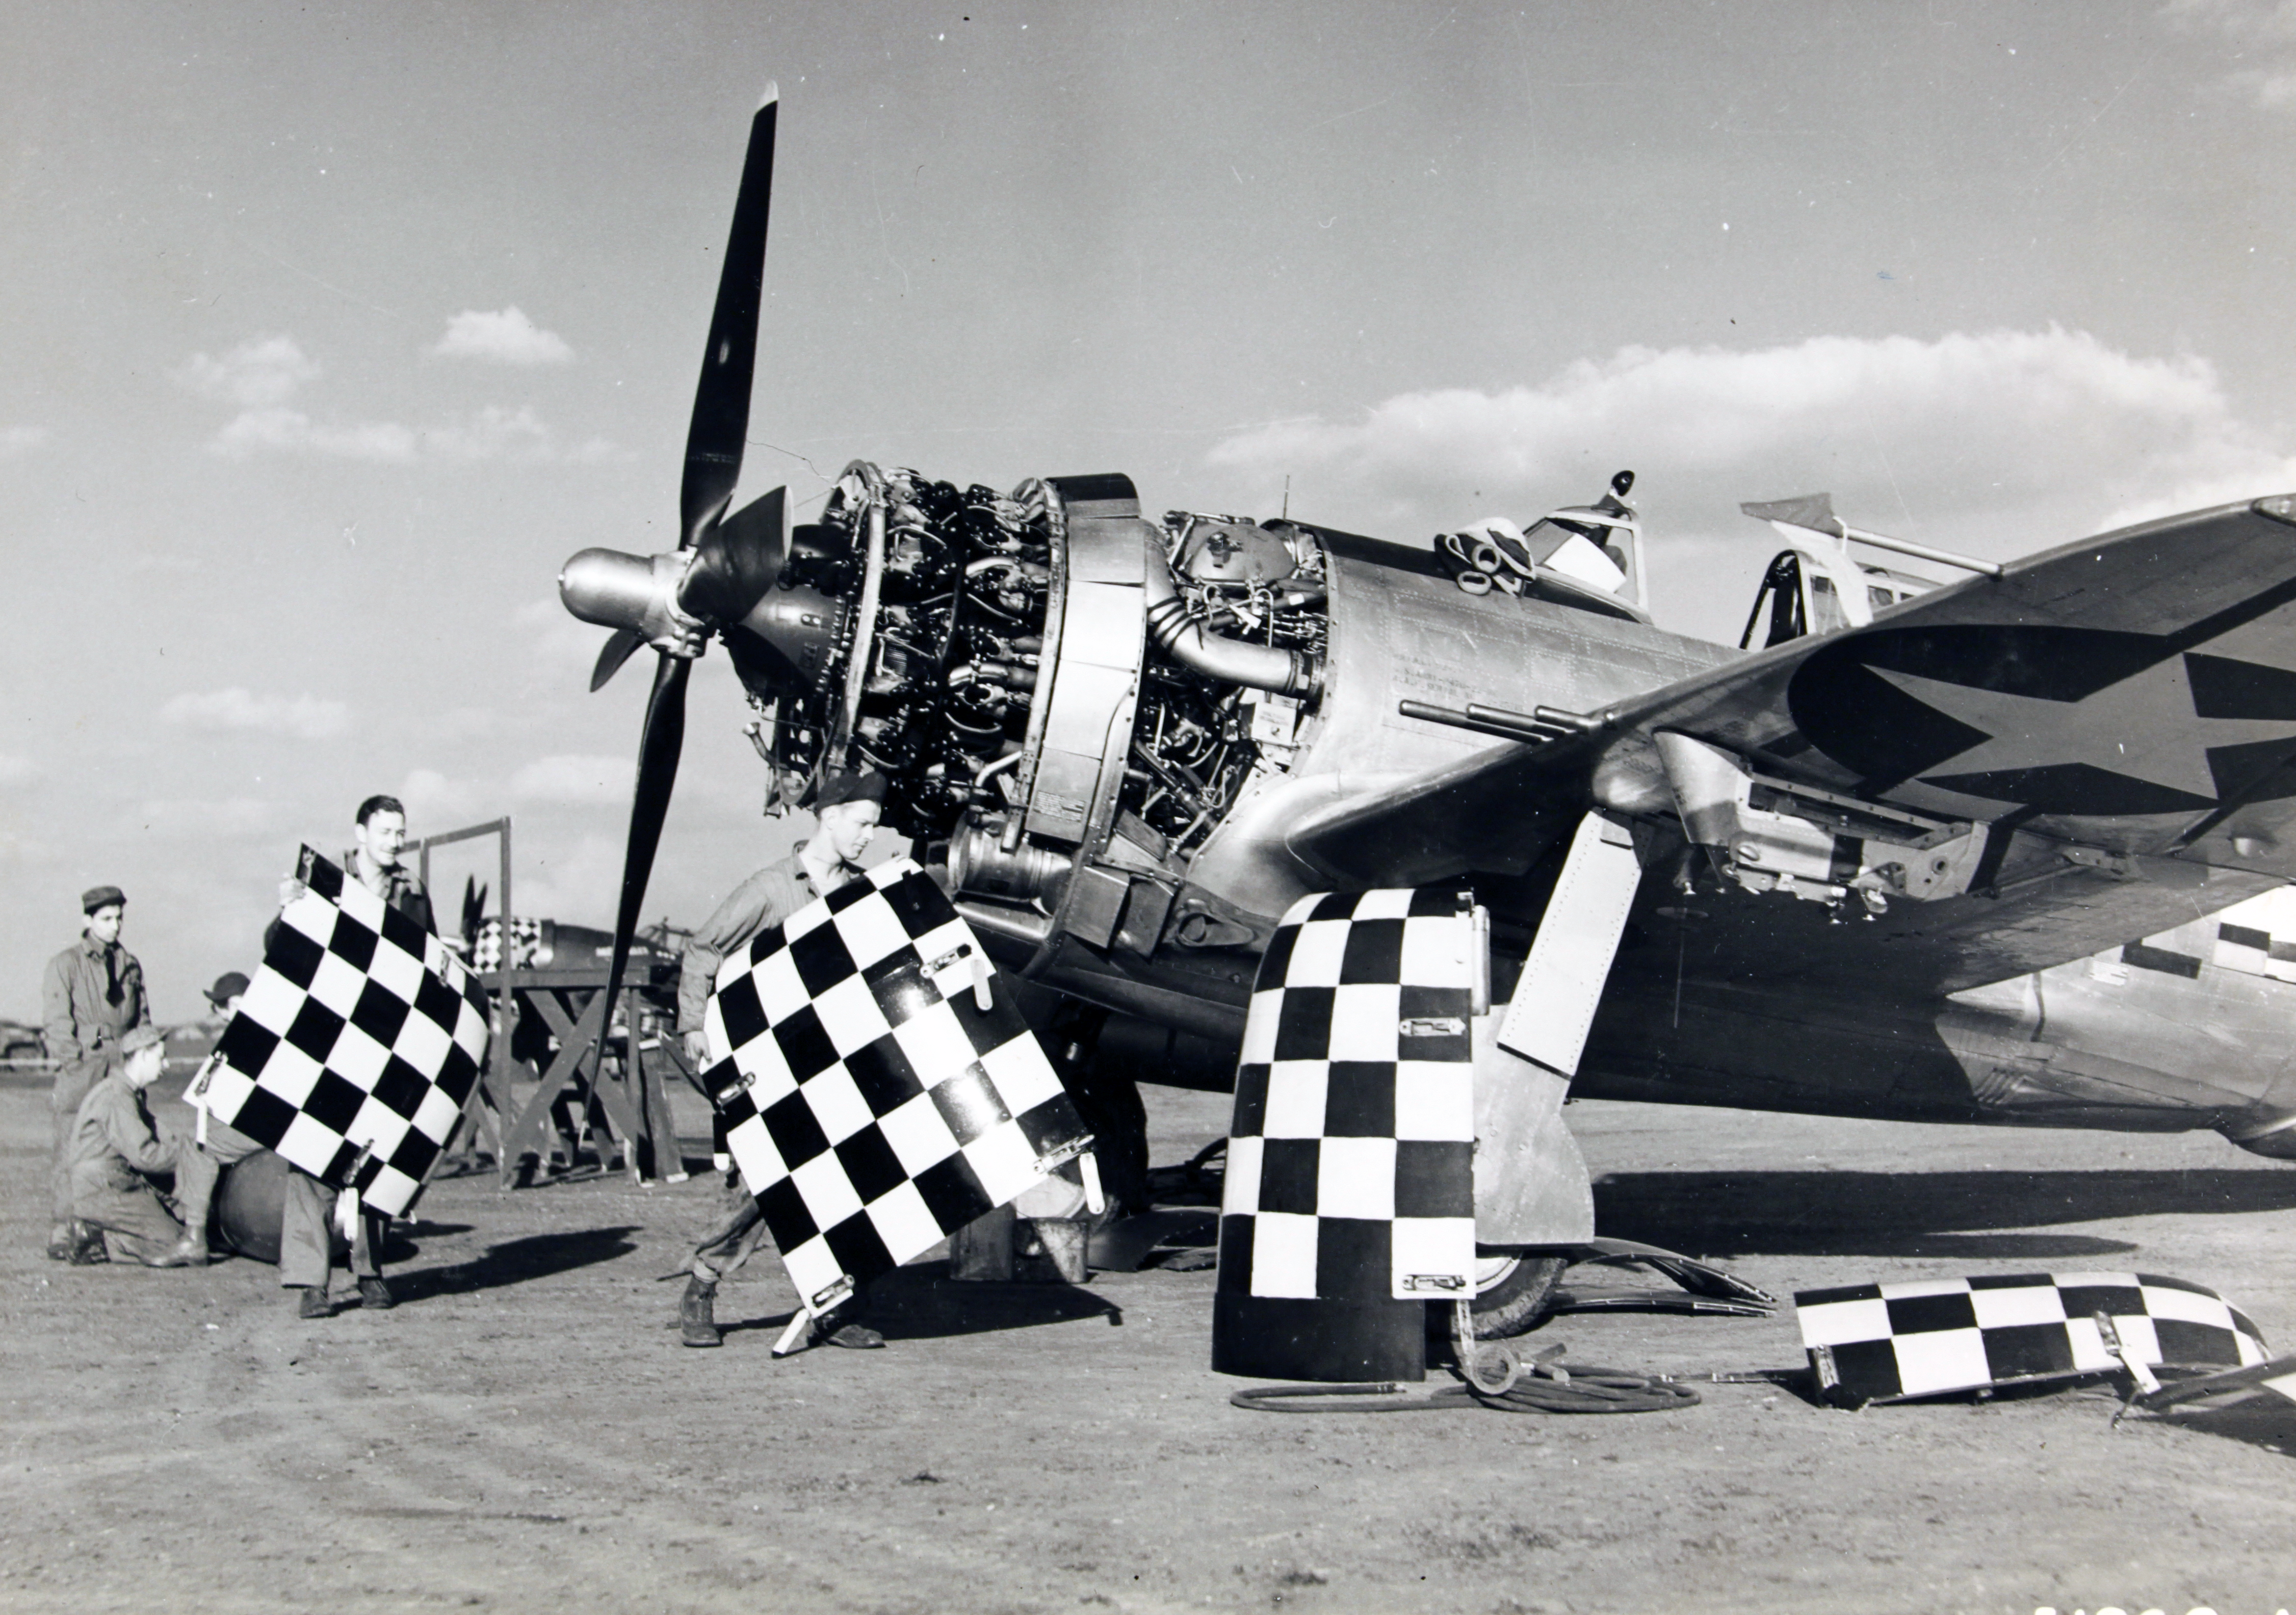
[1048,541,2296,1153]
[1186,545,1731,921]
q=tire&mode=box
[1467,1247,1569,1338]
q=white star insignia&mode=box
[1868,655,2296,805]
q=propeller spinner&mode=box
[555,83,792,1050]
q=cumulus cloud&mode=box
[207,402,616,464]
[179,330,615,463]
[1208,327,2296,558]
[429,306,574,365]
[0,425,49,457]
[511,754,636,804]
[2162,0,2296,107]
[397,768,482,825]
[159,687,349,740]
[175,335,321,408]
[211,409,415,461]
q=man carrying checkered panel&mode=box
[701,853,1095,1356]
[673,770,895,1348]
[1794,1270,2271,1405]
[1212,888,1478,1384]
[201,813,485,1318]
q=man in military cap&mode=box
[673,768,890,1350]
[42,885,150,1260]
[64,1023,211,1267]
[268,793,433,1318]
[199,971,250,1030]
[180,971,262,1250]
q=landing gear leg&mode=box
[1048,1001,1147,1217]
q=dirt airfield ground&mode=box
[5,1068,2295,1615]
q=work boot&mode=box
[67,1222,110,1265]
[356,1277,395,1311]
[295,1286,332,1319]
[150,1236,206,1268]
[680,1277,722,1347]
[811,1308,884,1350]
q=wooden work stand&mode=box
[485,966,695,1189]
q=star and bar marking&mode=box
[1786,616,2296,821]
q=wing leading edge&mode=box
[1290,496,2296,993]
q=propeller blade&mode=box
[596,650,692,1072]
[460,875,483,944]
[590,626,646,692]
[680,85,778,550]
[680,485,789,623]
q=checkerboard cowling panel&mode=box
[200,847,489,1217]
[1794,1271,2271,1404]
[703,858,1091,1313]
[1217,888,1477,1308]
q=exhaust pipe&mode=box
[1141,532,1320,699]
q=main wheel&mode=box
[1468,1247,1569,1338]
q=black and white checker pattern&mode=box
[469,916,542,973]
[201,847,489,1217]
[1795,1271,2271,1404]
[1216,888,1477,1307]
[702,857,1090,1315]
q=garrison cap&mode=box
[119,1024,165,1055]
[815,770,888,811]
[205,971,251,1008]
[81,884,126,914]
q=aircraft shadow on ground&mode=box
[383,1225,642,1305]
[2144,1399,2296,1460]
[1591,1169,2296,1260]
[719,1260,1120,1344]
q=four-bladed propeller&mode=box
[555,84,791,1055]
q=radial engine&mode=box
[710,466,1324,992]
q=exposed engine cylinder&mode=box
[721,463,1331,956]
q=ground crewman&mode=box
[42,885,150,1261]
[673,769,889,1351]
[65,1023,210,1267]
[269,794,433,1317]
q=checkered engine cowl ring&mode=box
[200,847,489,1217]
[1795,1271,2270,1405]
[702,857,1091,1315]
[1212,888,1477,1383]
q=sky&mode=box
[4,0,2295,1022]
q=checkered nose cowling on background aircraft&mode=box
[557,87,2296,1338]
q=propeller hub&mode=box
[559,548,706,655]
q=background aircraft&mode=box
[558,90,2296,1335]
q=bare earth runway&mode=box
[5,1072,2293,1615]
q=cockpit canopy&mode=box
[1739,546,1935,649]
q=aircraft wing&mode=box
[1290,497,2296,992]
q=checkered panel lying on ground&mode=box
[702,857,1091,1314]
[199,846,489,1217]
[1794,1271,2271,1404]
[1216,888,1477,1305]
